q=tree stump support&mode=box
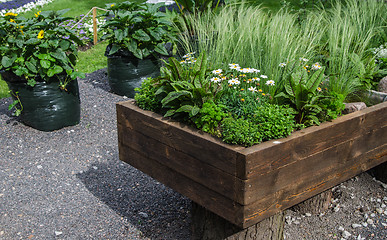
[291,189,332,214]
[191,202,285,240]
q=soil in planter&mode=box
[6,79,81,131]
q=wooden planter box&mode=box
[116,100,387,228]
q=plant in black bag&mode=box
[101,1,178,59]
[0,10,84,130]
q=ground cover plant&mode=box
[135,0,387,147]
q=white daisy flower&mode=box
[311,63,322,70]
[252,77,260,82]
[279,62,286,67]
[265,80,275,86]
[210,77,222,83]
[248,86,257,92]
[212,69,223,75]
[300,57,309,62]
[260,75,268,79]
[228,78,240,85]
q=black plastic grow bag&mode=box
[1,72,81,131]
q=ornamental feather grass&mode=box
[178,0,387,100]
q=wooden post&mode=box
[191,202,285,240]
[291,189,332,214]
[92,7,98,45]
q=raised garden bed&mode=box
[116,100,387,228]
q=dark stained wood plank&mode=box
[118,142,246,227]
[241,101,387,179]
[117,123,247,204]
[242,144,387,227]
[242,125,387,205]
[116,100,243,176]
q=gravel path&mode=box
[0,69,386,239]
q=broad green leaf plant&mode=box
[275,60,327,126]
[155,51,222,119]
[0,10,84,89]
[101,1,178,59]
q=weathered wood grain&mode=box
[242,144,387,227]
[118,142,245,226]
[242,125,387,205]
[117,123,247,204]
[240,102,387,179]
[116,100,387,228]
[116,101,243,175]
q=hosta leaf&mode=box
[133,29,150,42]
[40,59,51,68]
[154,43,168,56]
[109,44,120,55]
[1,56,14,68]
[25,61,37,73]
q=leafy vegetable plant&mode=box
[101,1,178,59]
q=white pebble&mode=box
[305,213,312,217]
[55,231,63,236]
[352,223,362,229]
[376,208,383,214]
[362,222,368,227]
[293,220,300,225]
[366,219,374,225]
[342,230,351,239]
[139,212,148,218]
[338,226,345,231]
[381,204,386,208]
[37,165,42,169]
[92,166,98,170]
[370,213,376,218]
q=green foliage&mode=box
[100,1,178,59]
[174,0,222,14]
[275,62,327,126]
[193,100,226,136]
[221,102,295,147]
[134,77,161,112]
[0,10,83,87]
[318,91,345,121]
[220,87,267,119]
[155,51,222,120]
[221,117,262,147]
[251,103,296,141]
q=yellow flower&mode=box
[262,93,266,96]
[241,98,245,102]
[9,19,15,23]
[317,87,322,92]
[111,4,115,7]
[37,30,44,39]
[5,12,18,17]
[258,89,263,92]
[34,11,42,17]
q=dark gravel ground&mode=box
[0,69,386,240]
[0,69,191,240]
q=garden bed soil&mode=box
[116,100,387,228]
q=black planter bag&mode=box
[2,72,81,131]
[105,44,166,98]
[107,55,160,97]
